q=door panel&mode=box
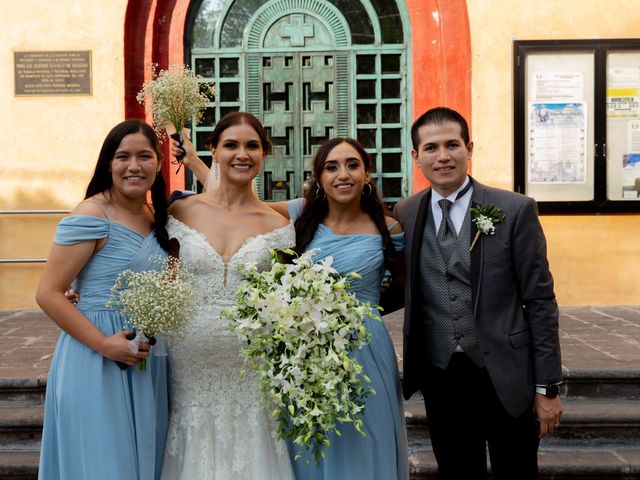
[259,51,338,200]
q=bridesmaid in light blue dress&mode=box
[281,137,409,480]
[36,120,169,480]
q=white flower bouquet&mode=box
[136,64,215,170]
[222,249,378,464]
[107,256,197,371]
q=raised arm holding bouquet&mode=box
[137,64,214,172]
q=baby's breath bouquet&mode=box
[136,64,215,170]
[107,256,197,371]
[222,249,378,465]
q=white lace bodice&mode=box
[161,216,295,480]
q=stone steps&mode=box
[405,394,640,479]
[563,372,640,400]
[1,306,640,479]
[0,406,43,451]
[0,382,45,480]
[405,397,640,443]
[409,446,640,480]
[0,381,46,408]
[3,388,638,479]
[0,451,39,480]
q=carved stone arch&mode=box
[243,0,351,50]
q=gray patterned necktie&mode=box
[437,199,456,263]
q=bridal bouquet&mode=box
[107,256,197,371]
[222,249,378,464]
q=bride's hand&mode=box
[97,331,150,366]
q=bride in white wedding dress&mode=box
[161,112,295,479]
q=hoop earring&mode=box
[315,186,326,201]
[362,183,373,197]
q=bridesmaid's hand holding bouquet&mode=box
[107,256,196,370]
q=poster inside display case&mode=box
[523,53,594,202]
[514,40,640,213]
[606,60,640,200]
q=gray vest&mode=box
[417,204,484,369]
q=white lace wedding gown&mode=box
[161,216,296,480]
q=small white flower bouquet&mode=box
[222,249,378,465]
[107,256,197,371]
[136,64,215,170]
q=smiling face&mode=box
[109,131,161,201]
[318,141,371,205]
[211,123,266,185]
[412,120,473,197]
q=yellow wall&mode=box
[540,216,640,305]
[467,0,640,305]
[0,1,128,309]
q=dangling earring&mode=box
[362,183,373,197]
[204,159,220,191]
[213,159,220,185]
[315,186,326,201]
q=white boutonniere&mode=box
[469,204,506,252]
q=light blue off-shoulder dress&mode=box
[38,215,169,480]
[287,199,409,480]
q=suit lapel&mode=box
[470,178,483,314]
[410,189,431,300]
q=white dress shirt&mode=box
[430,176,473,236]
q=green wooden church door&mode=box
[188,0,409,205]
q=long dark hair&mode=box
[294,137,395,265]
[209,111,271,154]
[84,119,169,251]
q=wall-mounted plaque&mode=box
[14,50,92,96]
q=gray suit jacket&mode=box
[394,178,562,417]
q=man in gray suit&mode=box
[394,107,563,479]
